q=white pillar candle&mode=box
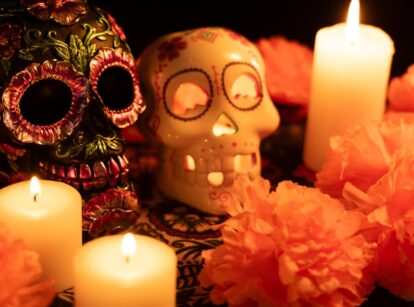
[0,177,82,291]
[303,0,394,171]
[74,233,177,307]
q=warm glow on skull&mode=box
[138,28,279,214]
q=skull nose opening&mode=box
[207,172,224,187]
[212,113,237,136]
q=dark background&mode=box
[91,0,414,77]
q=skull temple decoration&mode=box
[0,1,145,202]
[138,27,279,214]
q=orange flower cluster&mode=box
[388,65,414,112]
[200,176,375,307]
[256,36,313,122]
[0,225,54,307]
[317,113,414,300]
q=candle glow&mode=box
[30,176,41,202]
[74,234,177,307]
[346,0,360,45]
[121,233,136,263]
[0,179,82,291]
[303,0,394,171]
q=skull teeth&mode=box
[67,166,77,179]
[38,155,129,192]
[173,152,258,187]
[108,157,120,175]
[80,164,92,179]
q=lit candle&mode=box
[303,0,394,171]
[0,177,82,291]
[74,233,177,307]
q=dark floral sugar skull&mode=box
[138,27,280,214]
[0,1,145,203]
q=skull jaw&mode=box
[157,149,261,215]
[37,154,132,201]
[0,145,133,202]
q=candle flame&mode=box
[121,233,136,263]
[30,176,41,203]
[346,0,360,45]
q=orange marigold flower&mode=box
[0,225,55,307]
[200,176,375,307]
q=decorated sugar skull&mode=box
[0,1,145,202]
[138,27,279,214]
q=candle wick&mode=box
[33,193,38,203]
[125,255,130,264]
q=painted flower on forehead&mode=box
[0,24,22,58]
[225,29,250,46]
[20,0,88,26]
[158,36,187,62]
[2,60,88,145]
[107,13,126,42]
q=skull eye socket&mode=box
[2,60,88,145]
[231,73,260,100]
[20,79,72,126]
[223,62,263,110]
[90,48,145,128]
[97,66,134,111]
[172,82,209,116]
[164,69,212,120]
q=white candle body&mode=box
[303,23,394,171]
[0,180,82,291]
[74,234,177,307]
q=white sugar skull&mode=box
[138,27,279,214]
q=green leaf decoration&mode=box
[97,139,106,155]
[88,43,97,59]
[107,139,123,152]
[85,143,97,158]
[1,57,11,76]
[54,45,70,61]
[82,10,113,47]
[69,34,88,73]
[55,144,83,160]
[24,29,70,62]
[17,49,34,61]
[113,36,120,48]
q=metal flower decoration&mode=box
[20,0,88,26]
[82,188,141,238]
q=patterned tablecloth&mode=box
[52,122,410,307]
